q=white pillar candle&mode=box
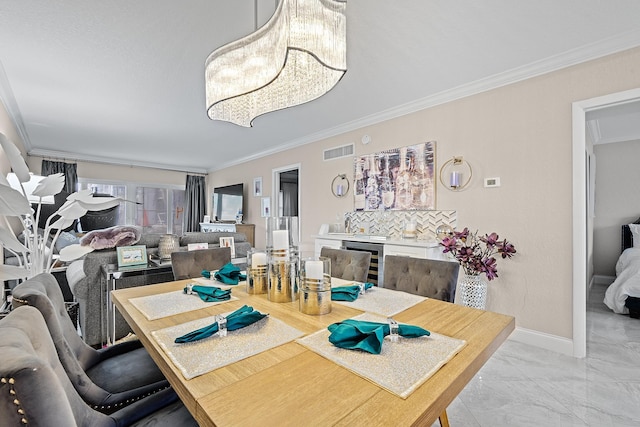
[406,222,416,232]
[305,260,324,280]
[450,171,461,188]
[252,252,267,266]
[272,230,289,250]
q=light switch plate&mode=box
[484,177,501,187]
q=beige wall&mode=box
[211,46,640,340]
[0,98,25,175]
[593,139,640,276]
[27,155,188,187]
[0,99,29,241]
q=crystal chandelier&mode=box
[205,0,347,127]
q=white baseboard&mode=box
[593,275,615,286]
[508,326,575,357]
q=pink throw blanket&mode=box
[80,226,142,250]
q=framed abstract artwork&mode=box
[353,141,436,211]
[253,177,262,197]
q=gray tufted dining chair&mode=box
[320,247,372,283]
[0,306,198,426]
[170,246,232,280]
[383,255,459,303]
[383,255,459,427]
[11,272,169,413]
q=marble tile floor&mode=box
[434,284,640,426]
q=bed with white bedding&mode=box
[604,222,640,317]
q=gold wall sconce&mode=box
[439,156,472,191]
[331,174,350,198]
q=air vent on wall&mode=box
[323,143,354,161]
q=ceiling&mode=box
[1,1,640,174]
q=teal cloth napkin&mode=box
[184,285,231,302]
[331,283,374,301]
[327,319,430,354]
[174,305,267,343]
[201,263,247,285]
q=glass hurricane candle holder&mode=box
[299,257,331,315]
[247,249,268,295]
[402,220,418,239]
[266,217,300,302]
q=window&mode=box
[135,186,185,235]
[78,179,185,234]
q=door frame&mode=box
[272,162,301,237]
[572,87,640,357]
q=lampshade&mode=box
[205,0,347,127]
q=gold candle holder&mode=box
[299,277,332,315]
[247,266,268,294]
[267,249,298,303]
[299,257,331,315]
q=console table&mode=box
[102,257,248,346]
[102,262,173,346]
[200,222,255,247]
[235,224,255,247]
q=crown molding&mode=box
[29,148,209,175]
[211,28,640,171]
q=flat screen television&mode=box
[212,183,244,222]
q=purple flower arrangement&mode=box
[440,227,516,280]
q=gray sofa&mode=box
[67,231,251,347]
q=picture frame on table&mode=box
[219,236,236,258]
[253,177,262,197]
[117,245,148,268]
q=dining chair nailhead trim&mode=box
[2,377,28,424]
[90,385,170,410]
[9,299,172,417]
[12,296,28,305]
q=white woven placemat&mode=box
[191,276,245,288]
[296,312,466,398]
[331,280,426,317]
[152,313,305,380]
[130,288,238,320]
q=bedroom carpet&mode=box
[431,283,640,426]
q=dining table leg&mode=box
[438,410,450,427]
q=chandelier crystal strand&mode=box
[205,0,346,127]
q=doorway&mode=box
[572,87,640,357]
[272,164,300,217]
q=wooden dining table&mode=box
[112,280,514,426]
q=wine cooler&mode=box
[341,241,385,286]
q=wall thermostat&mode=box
[484,177,501,188]
[361,135,371,145]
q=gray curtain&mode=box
[281,182,298,216]
[184,174,206,232]
[41,160,78,193]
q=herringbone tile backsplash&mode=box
[343,210,456,240]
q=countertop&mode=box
[313,233,440,248]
